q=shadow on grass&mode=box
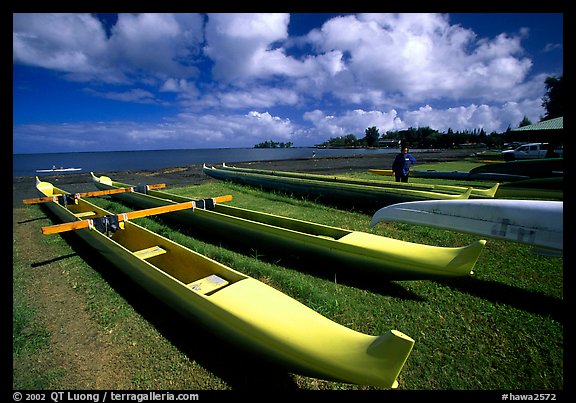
[437,276,563,321]
[31,253,78,268]
[17,216,49,225]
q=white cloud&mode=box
[13,13,204,84]
[204,13,295,82]
[107,13,203,79]
[160,78,197,94]
[175,110,296,146]
[302,13,536,105]
[13,13,560,153]
[86,88,166,105]
[303,109,403,137]
[402,98,544,133]
[13,12,546,108]
[13,13,108,75]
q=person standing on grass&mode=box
[392,147,416,182]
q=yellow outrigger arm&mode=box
[41,195,233,235]
[23,183,167,205]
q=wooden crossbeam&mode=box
[23,184,167,205]
[41,195,233,235]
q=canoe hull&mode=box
[92,173,486,279]
[221,164,499,198]
[469,158,563,179]
[371,199,563,256]
[35,178,415,388]
[203,165,471,211]
[368,169,393,176]
[410,170,529,181]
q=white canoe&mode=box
[370,199,563,256]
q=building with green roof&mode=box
[512,116,563,132]
[508,116,563,145]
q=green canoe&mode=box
[469,158,563,179]
[203,164,473,211]
[221,163,500,198]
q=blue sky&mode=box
[13,13,563,154]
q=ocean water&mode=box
[13,147,400,177]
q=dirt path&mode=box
[13,206,135,388]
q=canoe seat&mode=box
[75,211,96,218]
[187,274,229,295]
[134,246,167,260]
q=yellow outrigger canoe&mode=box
[32,177,415,388]
[92,173,487,279]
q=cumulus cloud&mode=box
[175,110,296,146]
[204,13,297,82]
[13,13,560,152]
[107,13,203,79]
[13,13,204,84]
[304,13,536,104]
[401,98,544,132]
[13,12,545,108]
[13,13,109,76]
[303,109,403,137]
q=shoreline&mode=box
[13,149,474,207]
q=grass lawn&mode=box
[13,160,563,391]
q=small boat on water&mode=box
[91,172,487,279]
[36,166,82,173]
[32,177,415,388]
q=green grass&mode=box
[13,161,563,390]
[13,264,50,359]
[13,224,62,389]
[416,160,484,172]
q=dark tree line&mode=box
[254,140,293,148]
[319,126,499,149]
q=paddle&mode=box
[41,195,233,235]
[23,184,167,205]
